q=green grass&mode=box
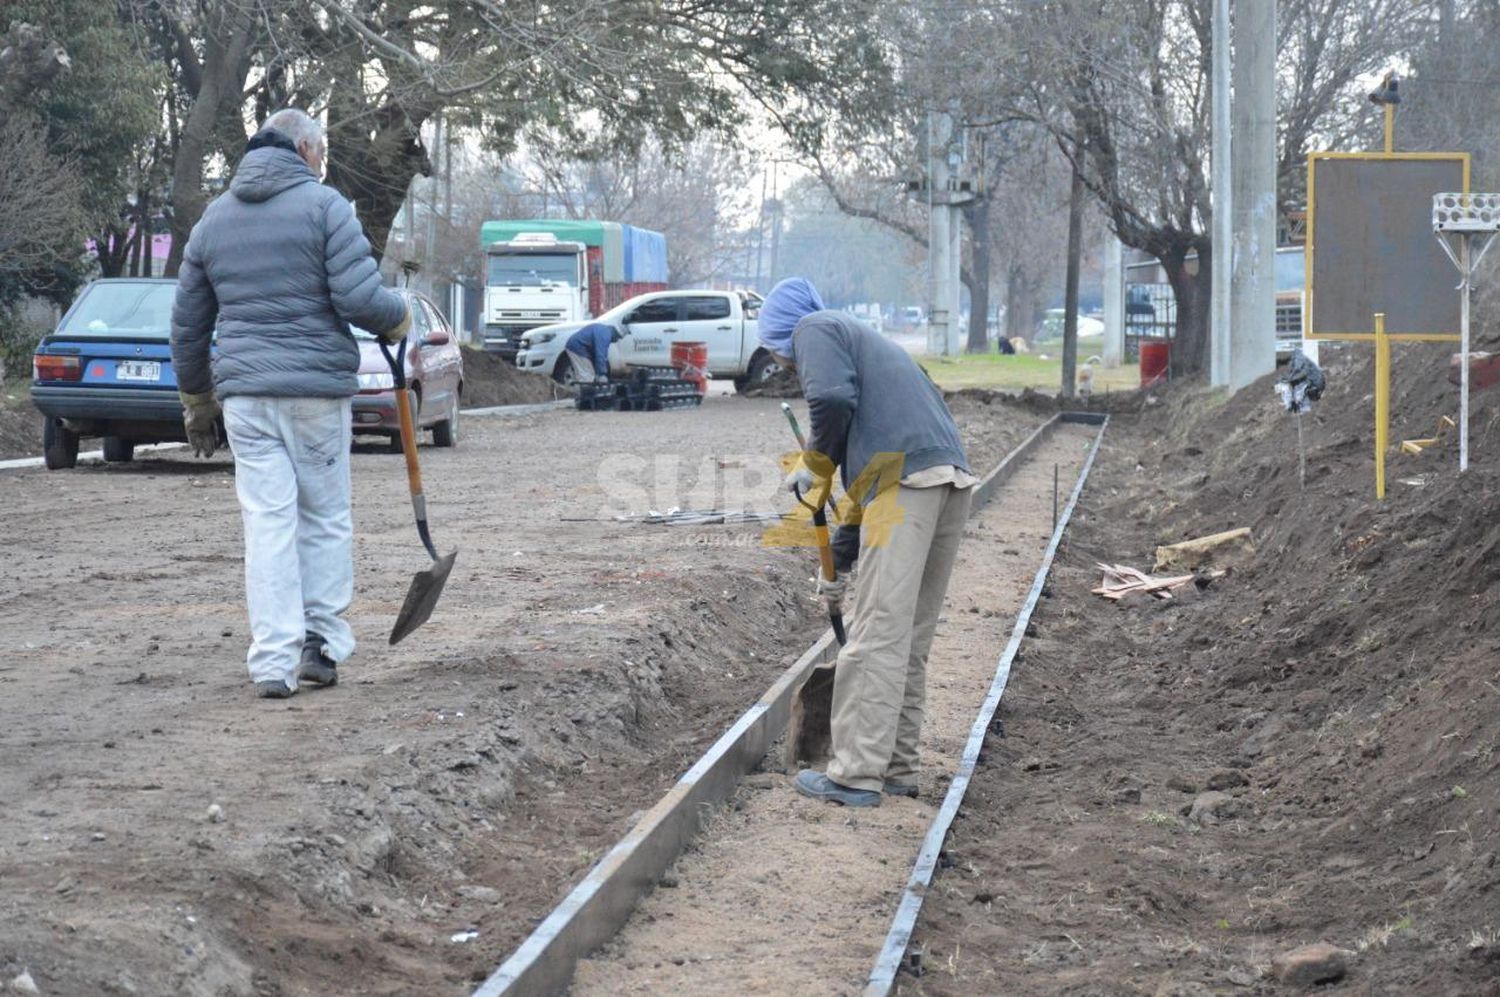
[919,337,1141,394]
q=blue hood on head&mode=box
[757,278,825,359]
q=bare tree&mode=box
[518,135,755,287]
[0,113,86,276]
[980,0,1434,375]
[136,0,893,271]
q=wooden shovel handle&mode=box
[380,336,424,497]
[394,383,423,495]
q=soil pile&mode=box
[914,343,1500,991]
[460,347,570,406]
[739,367,801,398]
[0,393,39,458]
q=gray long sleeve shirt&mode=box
[793,310,970,504]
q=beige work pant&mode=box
[826,482,972,792]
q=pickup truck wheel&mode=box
[554,356,579,386]
[102,436,135,463]
[739,351,779,392]
[43,417,80,470]
[432,394,458,448]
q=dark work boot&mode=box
[884,780,919,798]
[297,632,338,687]
[793,770,881,807]
[256,680,296,699]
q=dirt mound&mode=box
[0,392,40,458]
[916,344,1500,990]
[944,383,1152,416]
[739,367,801,398]
[460,346,571,406]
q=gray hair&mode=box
[262,108,324,153]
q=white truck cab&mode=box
[516,289,778,391]
[482,233,589,358]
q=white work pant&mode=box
[826,482,972,792]
[222,396,355,687]
[567,349,601,382]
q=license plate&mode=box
[116,361,161,382]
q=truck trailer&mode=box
[479,219,669,358]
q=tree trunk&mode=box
[165,7,256,276]
[326,94,432,263]
[1061,162,1085,398]
[1161,242,1211,377]
[964,195,992,352]
[1004,262,1029,346]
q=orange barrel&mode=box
[670,341,709,395]
[1139,341,1170,388]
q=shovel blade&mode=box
[785,663,835,770]
[389,550,458,645]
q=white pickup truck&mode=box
[514,289,779,391]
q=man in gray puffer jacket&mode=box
[171,108,410,700]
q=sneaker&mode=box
[793,770,881,807]
[884,780,919,798]
[256,680,296,699]
[297,633,338,687]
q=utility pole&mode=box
[1102,238,1124,368]
[1229,0,1278,391]
[928,110,954,356]
[947,147,963,357]
[1210,0,1232,386]
[944,105,965,357]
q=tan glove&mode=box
[783,450,835,507]
[815,573,847,614]
[180,390,221,458]
[379,301,413,345]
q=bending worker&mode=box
[764,278,976,807]
[171,108,410,699]
[564,321,621,384]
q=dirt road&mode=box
[0,392,1038,995]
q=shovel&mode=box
[380,336,457,645]
[781,402,844,769]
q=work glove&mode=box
[783,451,835,506]
[816,573,847,614]
[180,390,221,458]
[379,301,413,345]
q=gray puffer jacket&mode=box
[170,130,406,399]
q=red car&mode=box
[351,290,464,450]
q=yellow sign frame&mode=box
[1305,150,1470,342]
[1303,110,1471,499]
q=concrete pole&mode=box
[947,194,963,356]
[1229,0,1278,391]
[1210,0,1232,386]
[928,110,955,356]
[1102,237,1124,367]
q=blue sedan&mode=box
[31,278,197,469]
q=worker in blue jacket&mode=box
[564,322,621,383]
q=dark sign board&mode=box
[1307,154,1468,336]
